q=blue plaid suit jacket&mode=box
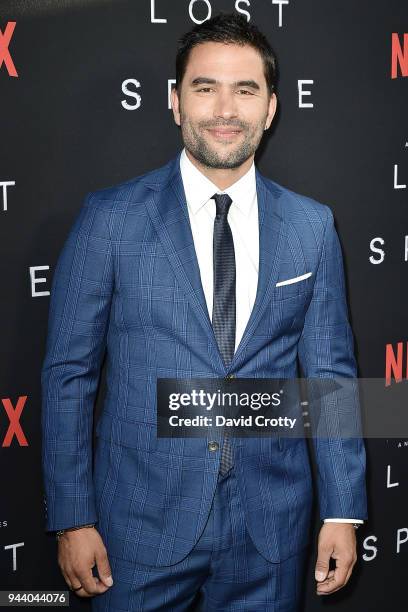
[41,149,368,566]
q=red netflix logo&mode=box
[391,33,408,79]
[1,396,28,447]
[385,342,408,386]
[0,21,17,77]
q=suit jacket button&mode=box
[208,441,219,451]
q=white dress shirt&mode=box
[179,147,363,526]
[179,147,258,354]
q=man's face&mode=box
[171,41,277,170]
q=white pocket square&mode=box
[275,272,312,287]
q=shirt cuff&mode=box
[323,518,364,524]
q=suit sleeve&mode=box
[40,193,114,532]
[297,206,368,521]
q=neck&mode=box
[185,148,253,191]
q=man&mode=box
[41,12,367,611]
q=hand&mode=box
[315,522,357,596]
[57,526,113,597]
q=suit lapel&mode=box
[144,153,226,372]
[143,151,285,374]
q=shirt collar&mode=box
[179,147,256,217]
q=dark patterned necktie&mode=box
[211,193,235,475]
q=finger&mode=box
[316,558,353,594]
[95,548,114,587]
[62,569,84,593]
[316,571,337,594]
[70,586,88,598]
[332,555,354,585]
[63,572,89,598]
[76,568,109,596]
[71,570,99,597]
[342,561,355,586]
[316,569,335,585]
[315,546,332,582]
[317,575,346,594]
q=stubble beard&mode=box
[180,113,267,170]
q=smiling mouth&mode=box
[207,128,242,139]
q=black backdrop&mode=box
[1,1,407,610]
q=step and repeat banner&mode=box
[1,1,407,610]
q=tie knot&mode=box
[212,193,233,217]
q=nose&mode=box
[213,88,238,121]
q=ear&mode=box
[265,92,278,130]
[171,86,181,127]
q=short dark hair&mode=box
[175,12,277,96]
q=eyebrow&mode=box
[190,77,260,90]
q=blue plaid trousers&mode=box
[91,466,307,611]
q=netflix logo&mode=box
[385,342,408,386]
[0,21,18,78]
[1,396,28,447]
[391,33,408,79]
